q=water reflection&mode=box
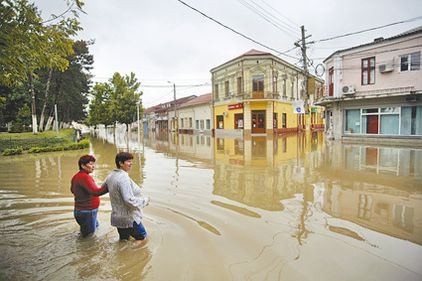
[1,127,421,280]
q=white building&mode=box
[168,93,213,135]
[318,27,422,145]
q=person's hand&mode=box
[144,196,150,207]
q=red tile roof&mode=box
[179,93,212,108]
[241,49,272,56]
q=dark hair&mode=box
[115,152,133,168]
[78,155,96,170]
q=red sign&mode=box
[228,103,243,110]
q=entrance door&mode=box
[251,110,266,133]
[366,115,378,134]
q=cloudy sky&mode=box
[34,0,422,108]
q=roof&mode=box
[210,49,323,83]
[210,49,284,72]
[324,25,422,62]
[143,105,161,114]
[178,93,212,108]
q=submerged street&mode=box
[0,130,421,281]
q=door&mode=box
[251,110,266,133]
[366,115,378,134]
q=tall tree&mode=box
[87,72,143,129]
[0,0,80,133]
[38,40,94,129]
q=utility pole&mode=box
[295,25,311,129]
[173,83,177,133]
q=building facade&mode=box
[168,93,213,135]
[211,49,324,138]
[319,27,422,145]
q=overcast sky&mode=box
[34,0,422,108]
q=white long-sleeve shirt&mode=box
[103,169,149,228]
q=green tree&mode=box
[109,72,142,129]
[86,82,113,128]
[38,40,93,130]
[0,0,81,133]
[87,72,143,129]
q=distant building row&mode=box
[143,26,422,144]
[143,49,325,137]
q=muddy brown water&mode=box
[0,130,421,281]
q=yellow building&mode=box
[211,49,324,137]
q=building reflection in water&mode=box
[92,127,422,245]
[321,143,422,245]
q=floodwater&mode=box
[0,128,421,281]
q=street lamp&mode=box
[167,81,177,132]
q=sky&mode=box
[34,0,422,108]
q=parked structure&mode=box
[211,49,324,138]
[168,93,213,135]
[318,27,422,145]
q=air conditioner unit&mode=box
[342,85,356,95]
[379,63,393,73]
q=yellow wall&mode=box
[249,101,267,110]
[214,104,243,130]
[273,102,298,128]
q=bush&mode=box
[28,139,90,154]
[2,147,23,156]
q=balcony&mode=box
[242,92,280,100]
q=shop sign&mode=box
[228,103,243,110]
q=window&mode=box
[234,113,243,129]
[282,113,287,128]
[237,77,242,95]
[328,67,334,96]
[195,120,199,129]
[282,78,287,97]
[216,115,224,129]
[214,84,219,99]
[225,81,230,97]
[290,80,294,98]
[189,118,192,128]
[206,119,211,130]
[181,118,184,128]
[401,106,422,135]
[362,57,375,85]
[345,109,360,134]
[252,75,264,92]
[273,113,278,128]
[400,52,420,71]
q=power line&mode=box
[257,0,300,29]
[312,16,422,43]
[236,0,300,38]
[41,3,75,24]
[140,83,210,88]
[176,0,299,59]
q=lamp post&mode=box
[137,101,141,148]
[168,81,177,133]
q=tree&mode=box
[86,82,113,128]
[0,0,81,133]
[109,72,142,129]
[38,40,94,129]
[87,72,143,129]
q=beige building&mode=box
[211,49,324,138]
[319,26,422,145]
